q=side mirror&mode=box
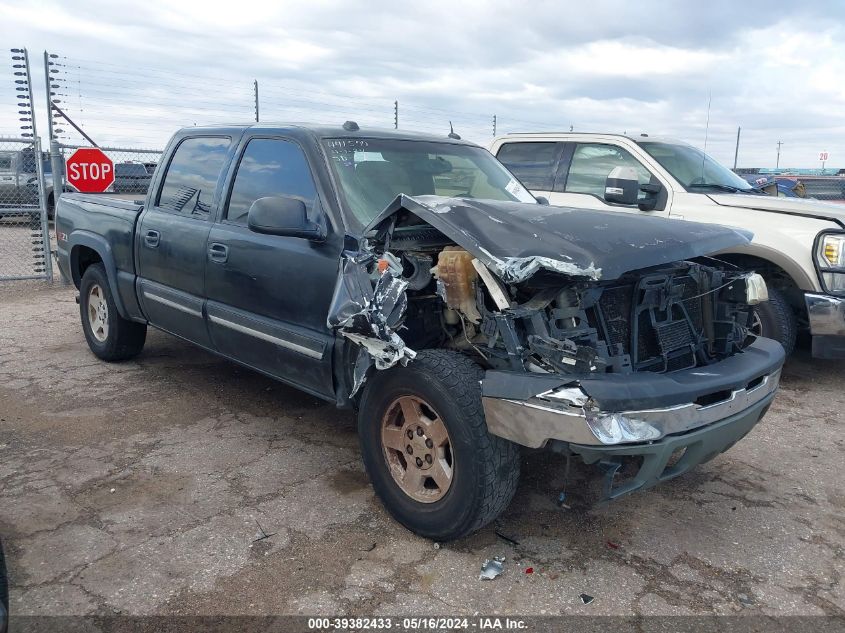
[604,166,639,205]
[535,196,550,206]
[638,182,664,211]
[247,196,324,240]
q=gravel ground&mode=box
[0,281,843,619]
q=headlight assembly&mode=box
[815,232,845,295]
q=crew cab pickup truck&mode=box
[56,123,784,540]
[491,133,845,359]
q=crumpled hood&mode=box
[367,195,752,282]
[708,193,845,226]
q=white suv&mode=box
[490,133,845,358]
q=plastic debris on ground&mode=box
[580,593,594,605]
[479,556,506,581]
[524,567,534,574]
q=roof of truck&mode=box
[499,131,689,145]
[176,122,478,146]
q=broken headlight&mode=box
[816,232,845,295]
[585,412,661,445]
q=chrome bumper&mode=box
[482,368,781,448]
[805,293,845,359]
[806,292,845,337]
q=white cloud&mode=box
[0,0,843,167]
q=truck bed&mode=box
[55,193,144,303]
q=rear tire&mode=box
[752,286,796,355]
[80,263,146,361]
[358,349,520,541]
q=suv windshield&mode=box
[639,141,756,193]
[322,138,536,225]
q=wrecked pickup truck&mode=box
[56,123,785,541]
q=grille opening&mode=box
[746,375,766,391]
[695,389,733,408]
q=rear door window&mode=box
[495,142,561,191]
[156,137,231,216]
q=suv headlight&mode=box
[815,232,845,295]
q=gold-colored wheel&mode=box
[380,395,454,503]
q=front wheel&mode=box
[750,287,796,355]
[357,350,520,541]
[80,263,147,361]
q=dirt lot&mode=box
[1,281,843,619]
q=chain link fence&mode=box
[52,143,162,199]
[0,137,51,280]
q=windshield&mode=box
[639,141,755,192]
[322,138,536,225]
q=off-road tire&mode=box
[753,286,796,355]
[80,263,146,361]
[358,349,520,541]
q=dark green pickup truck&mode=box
[55,123,784,540]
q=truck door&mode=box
[545,142,669,216]
[203,137,341,398]
[136,135,233,348]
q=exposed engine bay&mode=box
[328,195,767,396]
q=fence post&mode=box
[34,136,53,281]
[43,51,54,141]
[50,138,63,209]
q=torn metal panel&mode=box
[343,331,416,370]
[495,256,601,284]
[365,194,752,283]
[328,250,416,374]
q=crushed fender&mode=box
[328,251,416,395]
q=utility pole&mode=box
[394,100,398,129]
[733,126,741,169]
[492,114,496,137]
[254,80,259,122]
[776,140,783,169]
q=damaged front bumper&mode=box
[566,393,774,500]
[481,337,784,497]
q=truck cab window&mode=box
[495,142,560,190]
[225,139,318,225]
[565,143,652,200]
[156,137,230,216]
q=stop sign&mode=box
[66,148,115,193]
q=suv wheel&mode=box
[357,350,520,541]
[80,263,147,361]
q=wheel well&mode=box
[711,253,807,321]
[70,246,102,288]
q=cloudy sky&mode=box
[2,0,844,167]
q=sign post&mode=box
[65,148,115,193]
[819,151,829,171]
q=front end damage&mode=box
[328,195,785,500]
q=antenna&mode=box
[700,91,712,180]
[447,121,461,140]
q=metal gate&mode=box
[0,136,52,281]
